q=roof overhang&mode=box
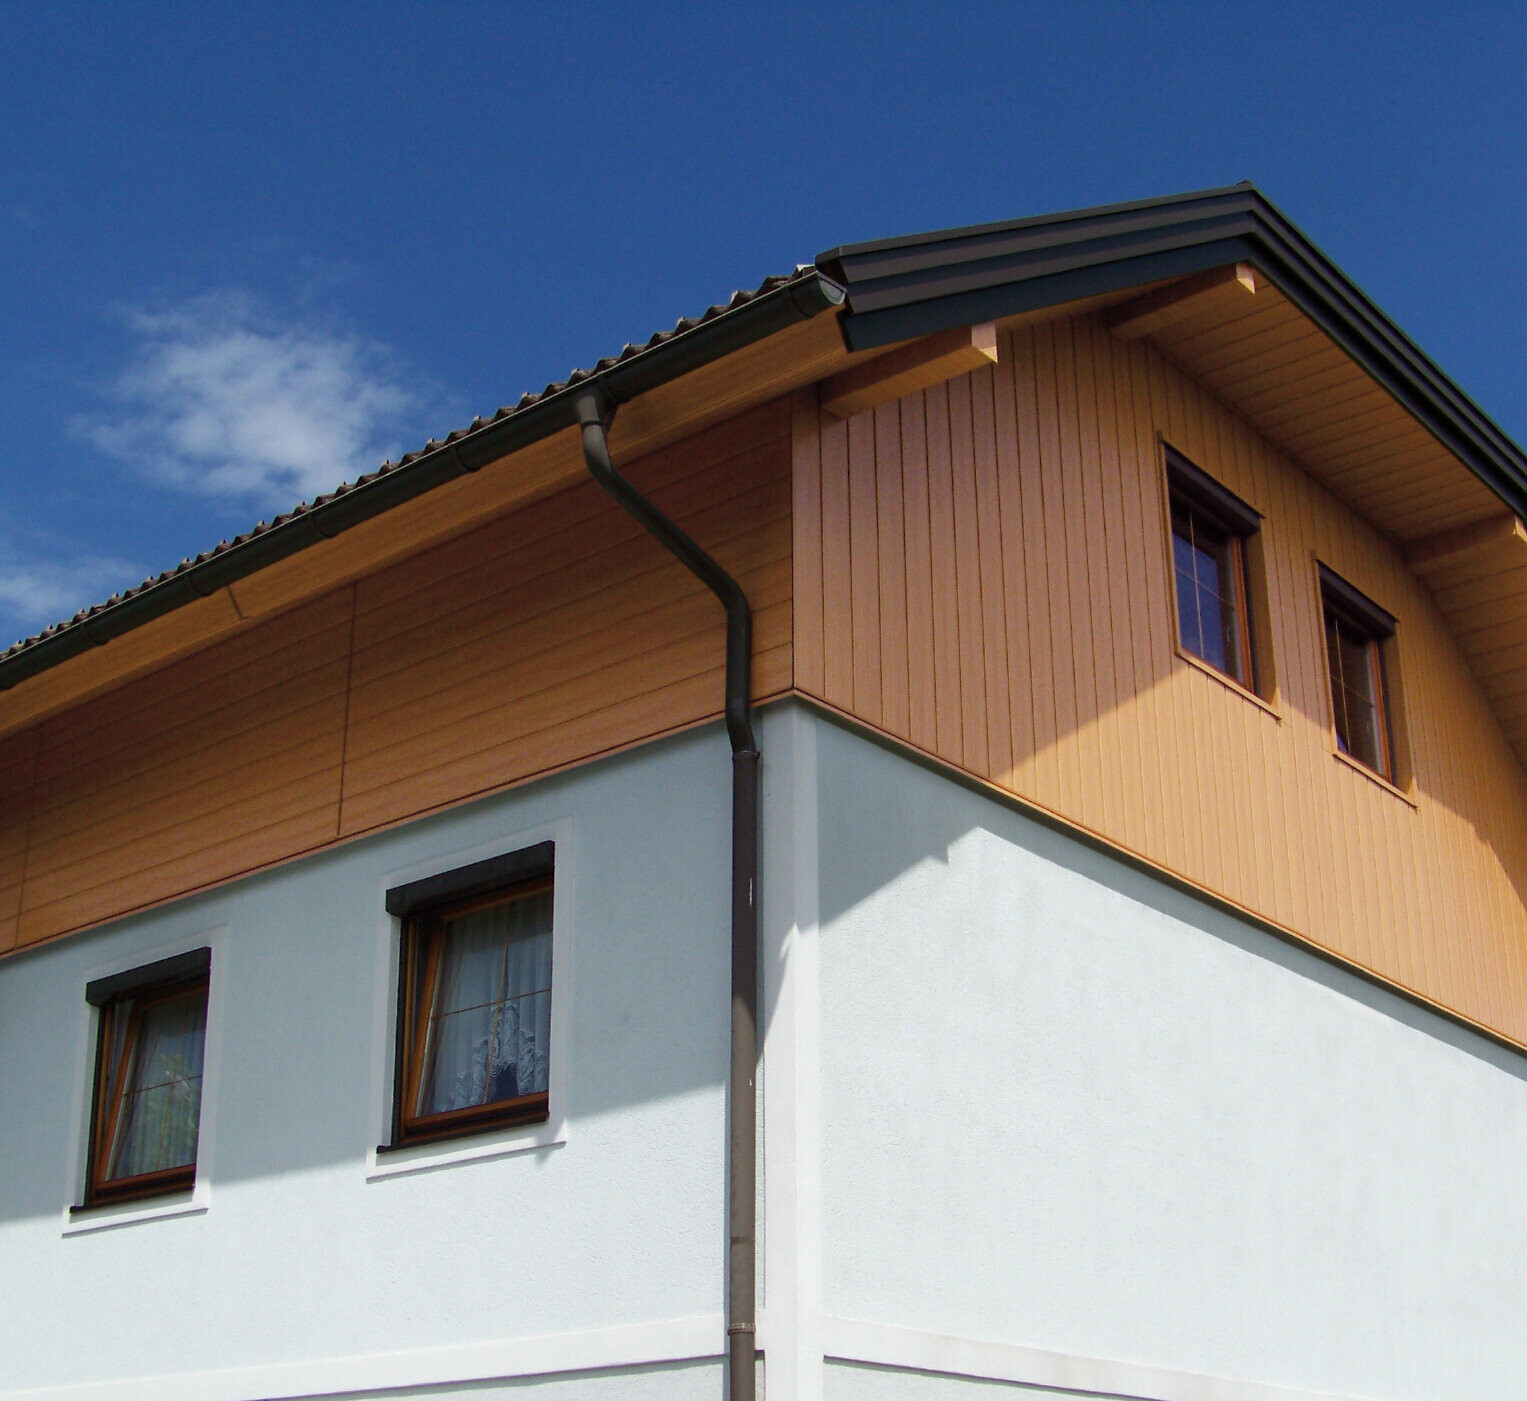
[821,184,1527,764]
[819,181,1527,526]
[0,270,856,734]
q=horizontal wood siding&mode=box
[0,728,38,953]
[15,591,354,946]
[792,316,1527,1047]
[4,400,793,952]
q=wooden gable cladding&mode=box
[792,314,1527,1048]
[1098,269,1527,771]
[0,399,793,954]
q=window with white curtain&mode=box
[388,845,555,1147]
[83,948,210,1207]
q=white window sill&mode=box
[63,1186,209,1237]
[366,1118,566,1182]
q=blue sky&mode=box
[2,2,1525,649]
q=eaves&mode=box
[817,181,1527,526]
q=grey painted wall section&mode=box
[805,709,1527,1400]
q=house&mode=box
[4,182,1527,1401]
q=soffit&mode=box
[1141,278,1503,542]
[1404,519,1527,760]
[0,305,870,739]
[1128,271,1527,764]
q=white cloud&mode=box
[0,545,143,648]
[79,291,426,510]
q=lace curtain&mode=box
[108,988,206,1180]
[418,889,553,1116]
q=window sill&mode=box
[63,1185,207,1237]
[1175,647,1281,721]
[367,1115,566,1182]
[1332,747,1418,808]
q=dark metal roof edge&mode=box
[0,268,845,695]
[815,180,1258,265]
[822,184,1527,526]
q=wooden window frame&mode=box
[385,843,555,1151]
[81,948,211,1209]
[1319,564,1398,782]
[1165,446,1264,694]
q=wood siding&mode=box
[9,310,1527,1053]
[792,314,1527,1046]
[0,399,792,954]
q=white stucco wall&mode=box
[0,727,736,1400]
[784,708,1527,1401]
[8,702,1527,1401]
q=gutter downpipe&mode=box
[572,384,760,1401]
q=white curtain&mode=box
[109,989,205,1180]
[418,889,553,1116]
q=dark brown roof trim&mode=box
[818,181,1527,527]
[0,268,844,693]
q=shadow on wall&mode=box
[795,706,1527,1089]
[797,320,1527,930]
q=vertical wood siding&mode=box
[791,315,1527,1046]
[2,399,792,952]
[12,330,1527,1051]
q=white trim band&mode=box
[4,1315,723,1401]
[820,1317,1382,1401]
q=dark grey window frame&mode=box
[1166,446,1263,538]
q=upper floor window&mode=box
[1166,447,1263,690]
[1320,565,1396,780]
[83,948,210,1207]
[386,843,555,1149]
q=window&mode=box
[83,949,210,1207]
[386,843,555,1148]
[1320,565,1396,779]
[1166,447,1262,690]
